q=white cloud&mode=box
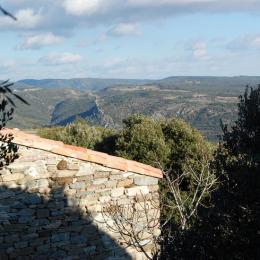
[0,60,16,71]
[191,41,210,60]
[228,34,260,50]
[19,33,64,49]
[0,8,43,29]
[128,0,214,7]
[39,52,82,65]
[1,1,260,33]
[107,23,141,37]
[63,0,105,16]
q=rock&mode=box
[18,209,35,216]
[56,177,74,185]
[70,182,85,189]
[55,170,76,178]
[122,172,135,178]
[83,246,96,255]
[94,171,110,178]
[2,173,24,182]
[37,209,49,218]
[110,174,124,180]
[52,233,70,242]
[27,179,49,191]
[76,164,94,176]
[125,186,149,196]
[0,190,15,199]
[14,241,28,249]
[99,196,111,203]
[92,178,108,185]
[134,176,158,186]
[117,179,133,188]
[57,160,68,170]
[111,187,124,197]
[148,185,159,192]
[105,180,118,188]
[67,163,79,170]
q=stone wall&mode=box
[0,145,161,259]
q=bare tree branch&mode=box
[100,193,161,259]
[163,154,218,230]
[0,5,17,20]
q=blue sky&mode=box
[1,0,260,80]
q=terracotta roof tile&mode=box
[1,129,163,179]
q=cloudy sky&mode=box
[1,0,260,80]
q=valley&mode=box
[9,76,260,141]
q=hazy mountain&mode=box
[16,78,153,91]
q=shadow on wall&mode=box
[0,185,131,259]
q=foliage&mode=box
[0,80,28,168]
[115,114,170,167]
[161,118,213,173]
[38,118,116,152]
[220,85,260,169]
[113,115,214,232]
[162,85,260,259]
[210,85,260,258]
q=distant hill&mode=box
[8,76,260,141]
[16,78,153,91]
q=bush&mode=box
[115,114,170,167]
[38,118,116,152]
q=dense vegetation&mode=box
[37,85,260,259]
[38,118,116,152]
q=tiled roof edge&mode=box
[1,129,163,179]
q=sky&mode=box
[1,0,260,80]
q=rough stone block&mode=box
[94,171,110,178]
[27,179,49,191]
[111,187,124,197]
[24,166,50,179]
[18,209,35,216]
[57,160,67,170]
[70,182,85,189]
[76,175,93,182]
[67,163,79,170]
[83,246,96,255]
[92,178,108,185]
[80,197,99,207]
[56,177,74,185]
[14,241,28,249]
[37,209,49,218]
[99,196,111,203]
[148,185,159,192]
[2,173,24,182]
[55,170,76,178]
[0,190,15,199]
[52,233,70,243]
[87,204,102,212]
[122,172,135,178]
[134,176,158,186]
[87,184,105,192]
[125,186,149,197]
[117,179,133,188]
[105,180,118,188]
[110,174,124,180]
[77,164,94,176]
[95,188,111,196]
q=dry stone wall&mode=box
[0,145,161,259]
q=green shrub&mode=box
[38,118,116,151]
[115,114,170,167]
